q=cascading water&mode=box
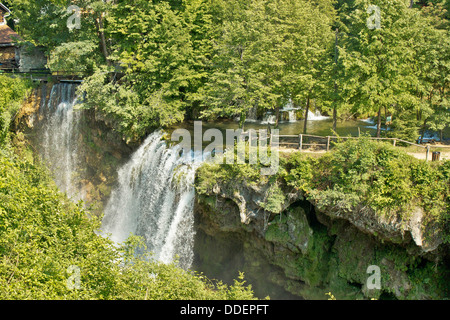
[35,83,200,270]
[246,106,258,122]
[101,131,201,270]
[307,109,329,121]
[288,110,296,122]
[37,83,84,201]
[261,114,277,124]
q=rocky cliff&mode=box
[13,82,449,300]
[193,177,449,300]
[13,81,136,216]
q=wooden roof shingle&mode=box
[0,24,20,45]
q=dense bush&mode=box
[196,137,450,242]
[0,76,257,300]
[0,75,33,146]
[282,138,449,231]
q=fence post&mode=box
[393,139,397,147]
[299,134,303,151]
[326,136,330,151]
[426,145,430,161]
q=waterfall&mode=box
[288,110,296,122]
[35,83,199,270]
[38,83,83,201]
[307,110,329,121]
[101,131,200,270]
[280,99,298,122]
[261,114,277,124]
[246,106,258,122]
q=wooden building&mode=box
[0,3,20,70]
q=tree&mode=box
[270,0,334,134]
[199,0,336,131]
[340,0,423,138]
[198,0,261,128]
[415,4,450,142]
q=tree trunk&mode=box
[303,97,310,134]
[332,103,337,133]
[420,118,428,144]
[376,106,382,138]
[275,106,280,129]
[385,106,388,132]
[333,28,338,133]
[239,111,246,129]
[95,13,110,65]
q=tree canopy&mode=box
[8,0,450,141]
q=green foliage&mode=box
[0,149,257,299]
[286,138,449,228]
[10,0,448,141]
[337,0,449,139]
[197,138,450,241]
[47,40,103,76]
[0,75,33,147]
[260,184,286,214]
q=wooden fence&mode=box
[272,134,450,161]
[0,68,84,82]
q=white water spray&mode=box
[307,110,329,121]
[101,132,201,269]
[38,83,83,201]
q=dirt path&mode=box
[407,151,450,161]
[278,147,450,162]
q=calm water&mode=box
[169,118,379,140]
[169,117,449,143]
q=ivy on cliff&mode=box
[283,137,450,239]
[196,138,450,243]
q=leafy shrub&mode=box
[0,75,33,146]
[197,137,450,242]
[0,150,257,299]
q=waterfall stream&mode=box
[38,83,84,201]
[37,83,199,270]
[307,110,329,121]
[101,132,200,269]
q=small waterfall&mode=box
[101,131,200,269]
[288,110,296,122]
[307,110,329,121]
[261,114,277,124]
[246,106,258,122]
[280,99,298,122]
[38,83,83,201]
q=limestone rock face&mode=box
[194,177,449,300]
[207,180,301,229]
[206,175,443,256]
[313,201,443,256]
[14,83,136,216]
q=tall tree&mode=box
[340,0,429,138]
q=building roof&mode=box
[0,24,20,45]
[0,3,10,14]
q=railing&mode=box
[0,68,83,81]
[272,134,450,161]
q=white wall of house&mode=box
[17,45,48,72]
